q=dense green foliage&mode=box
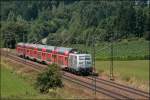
[1,1,149,48]
[36,64,62,93]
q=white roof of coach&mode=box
[69,53,91,56]
[17,42,24,46]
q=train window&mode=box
[86,61,91,64]
[65,57,67,60]
[79,62,84,64]
[61,57,63,64]
[79,56,91,60]
[52,55,56,58]
[47,54,51,58]
[85,58,90,60]
[79,56,85,60]
[38,52,41,58]
[47,54,51,61]
[30,50,32,54]
[42,53,46,56]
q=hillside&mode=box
[1,1,149,48]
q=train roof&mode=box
[17,42,24,46]
[56,47,75,54]
[46,45,55,51]
[35,44,55,51]
[17,43,76,53]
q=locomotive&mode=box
[16,43,93,74]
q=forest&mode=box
[0,1,149,48]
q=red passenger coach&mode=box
[33,46,38,59]
[54,47,75,69]
[16,43,77,70]
[16,43,25,56]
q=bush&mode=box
[35,64,63,93]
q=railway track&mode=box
[86,77,149,99]
[1,49,149,99]
[63,73,130,99]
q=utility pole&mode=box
[110,34,114,81]
[23,32,26,64]
[92,35,96,97]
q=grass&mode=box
[96,60,149,81]
[1,65,37,99]
[96,39,149,60]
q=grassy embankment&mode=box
[0,58,90,99]
[1,66,37,98]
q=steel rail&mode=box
[87,77,149,98]
[63,74,130,99]
[63,76,122,99]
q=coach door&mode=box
[33,48,37,58]
[42,48,47,61]
[64,56,68,66]
[42,52,46,61]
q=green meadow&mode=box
[1,66,37,99]
[96,60,149,81]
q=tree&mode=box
[115,1,136,38]
[1,12,29,48]
[135,7,145,37]
[36,64,63,93]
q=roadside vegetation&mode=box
[36,64,63,93]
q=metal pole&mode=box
[110,36,114,81]
[92,35,96,97]
[91,36,94,97]
[148,0,150,88]
[94,37,96,96]
[23,33,26,64]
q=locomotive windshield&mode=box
[78,55,92,68]
[79,56,91,60]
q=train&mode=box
[16,43,93,74]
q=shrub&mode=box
[35,64,63,93]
